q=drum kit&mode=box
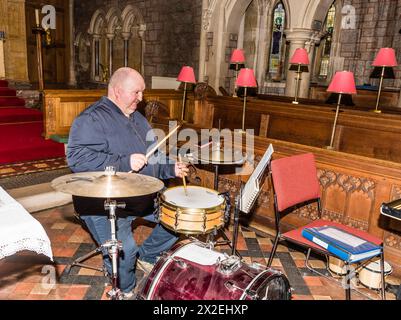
[51,144,292,301]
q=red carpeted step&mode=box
[0,108,43,122]
[0,121,65,164]
[0,80,8,87]
[0,88,17,96]
[0,97,25,107]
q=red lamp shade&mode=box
[372,48,398,67]
[177,66,196,83]
[236,68,257,88]
[290,48,310,65]
[327,71,357,95]
[230,49,245,64]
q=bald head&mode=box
[107,67,145,117]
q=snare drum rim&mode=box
[160,185,225,212]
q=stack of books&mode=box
[302,226,382,263]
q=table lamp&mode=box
[236,68,257,133]
[177,66,196,121]
[230,49,246,97]
[289,48,310,104]
[326,71,357,150]
[371,48,398,113]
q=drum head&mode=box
[162,186,224,210]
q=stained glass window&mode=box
[268,2,286,79]
[319,5,336,77]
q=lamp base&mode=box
[325,146,335,150]
[292,101,299,105]
[371,109,382,114]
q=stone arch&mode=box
[120,4,146,75]
[105,7,122,35]
[307,0,336,30]
[121,4,145,33]
[88,9,107,35]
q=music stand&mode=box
[230,144,274,256]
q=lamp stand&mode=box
[240,87,248,133]
[233,64,239,97]
[32,25,45,92]
[326,93,342,150]
[181,82,188,122]
[292,64,302,104]
[372,66,385,114]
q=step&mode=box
[7,182,72,213]
[0,96,25,107]
[0,88,17,96]
[0,107,43,123]
[0,122,65,164]
[0,80,8,87]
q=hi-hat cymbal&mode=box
[51,171,164,198]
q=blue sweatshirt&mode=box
[67,96,175,180]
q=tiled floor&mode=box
[0,204,400,301]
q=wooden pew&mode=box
[42,89,196,139]
[199,95,401,163]
[310,84,400,110]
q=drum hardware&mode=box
[102,198,126,300]
[171,257,188,269]
[218,256,242,275]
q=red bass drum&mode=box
[139,240,292,300]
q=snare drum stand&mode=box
[104,199,125,300]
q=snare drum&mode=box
[139,241,292,300]
[358,259,392,290]
[158,186,226,235]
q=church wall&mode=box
[73,0,202,87]
[337,0,401,87]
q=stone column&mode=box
[67,0,77,86]
[285,29,313,99]
[92,34,101,81]
[106,34,114,78]
[299,32,321,99]
[138,25,146,76]
[121,32,131,67]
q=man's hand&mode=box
[130,154,147,172]
[175,161,189,178]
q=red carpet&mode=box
[0,80,65,165]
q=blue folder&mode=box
[302,226,382,263]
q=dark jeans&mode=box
[81,213,178,293]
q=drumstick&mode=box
[179,154,188,196]
[145,124,181,160]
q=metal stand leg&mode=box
[214,165,219,191]
[104,199,125,300]
[231,196,241,257]
[65,246,105,274]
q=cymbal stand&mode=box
[104,199,125,300]
[231,189,242,256]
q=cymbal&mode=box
[51,172,164,198]
[192,147,246,165]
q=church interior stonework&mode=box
[0,0,401,306]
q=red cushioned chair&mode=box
[266,153,385,300]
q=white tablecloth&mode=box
[0,187,53,261]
